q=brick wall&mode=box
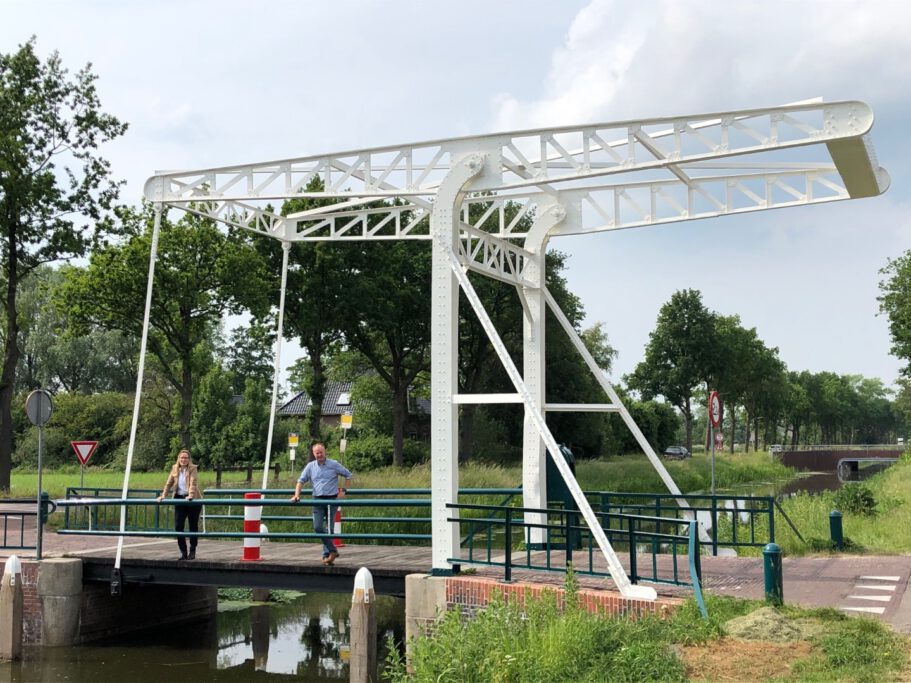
[446,576,681,619]
[20,560,40,644]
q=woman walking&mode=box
[157,449,202,560]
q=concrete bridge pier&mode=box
[39,558,81,646]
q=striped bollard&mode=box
[333,507,344,548]
[243,492,262,561]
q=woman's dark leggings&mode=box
[174,494,200,554]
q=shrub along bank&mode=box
[385,577,909,682]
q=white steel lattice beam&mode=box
[145,101,887,210]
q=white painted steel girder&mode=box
[144,101,885,207]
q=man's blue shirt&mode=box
[298,459,352,496]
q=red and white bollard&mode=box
[334,507,344,548]
[243,492,262,561]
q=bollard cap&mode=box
[4,555,21,576]
[763,542,781,553]
[829,509,842,517]
[353,567,374,604]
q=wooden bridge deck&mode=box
[64,539,436,595]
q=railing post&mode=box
[711,495,719,556]
[627,517,637,583]
[564,510,572,566]
[504,507,512,583]
[768,497,776,544]
[829,510,844,551]
[692,525,702,582]
[763,542,783,606]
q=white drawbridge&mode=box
[117,100,888,600]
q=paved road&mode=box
[3,520,910,633]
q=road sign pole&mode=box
[37,423,43,560]
[80,464,84,489]
[710,422,715,496]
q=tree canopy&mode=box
[0,39,127,489]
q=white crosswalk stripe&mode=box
[839,575,903,617]
[841,606,886,615]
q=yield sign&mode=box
[71,441,98,466]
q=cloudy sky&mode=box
[3,0,910,388]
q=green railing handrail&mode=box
[56,497,434,507]
[201,487,523,496]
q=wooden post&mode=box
[0,556,23,661]
[349,567,377,683]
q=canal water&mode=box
[0,591,404,682]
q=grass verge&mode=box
[384,579,909,682]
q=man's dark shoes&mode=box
[178,553,188,561]
[188,550,196,560]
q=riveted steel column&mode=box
[430,154,484,572]
[522,204,565,546]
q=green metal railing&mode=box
[0,495,55,554]
[449,502,701,588]
[60,486,800,554]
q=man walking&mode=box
[290,442,353,565]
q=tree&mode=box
[58,206,270,448]
[253,179,354,441]
[221,320,275,395]
[626,289,716,452]
[343,240,432,466]
[879,252,911,376]
[16,265,136,393]
[0,39,127,489]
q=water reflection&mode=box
[0,592,404,683]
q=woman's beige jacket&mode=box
[161,463,202,499]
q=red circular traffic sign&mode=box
[709,391,721,428]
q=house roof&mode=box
[279,380,353,417]
[278,380,431,417]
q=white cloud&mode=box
[491,0,911,130]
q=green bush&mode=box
[832,483,877,516]
[342,434,429,471]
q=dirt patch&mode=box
[682,638,815,682]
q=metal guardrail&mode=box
[53,488,741,595]
[59,486,797,554]
[0,496,55,553]
[0,499,37,551]
[448,502,702,590]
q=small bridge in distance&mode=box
[779,446,903,472]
